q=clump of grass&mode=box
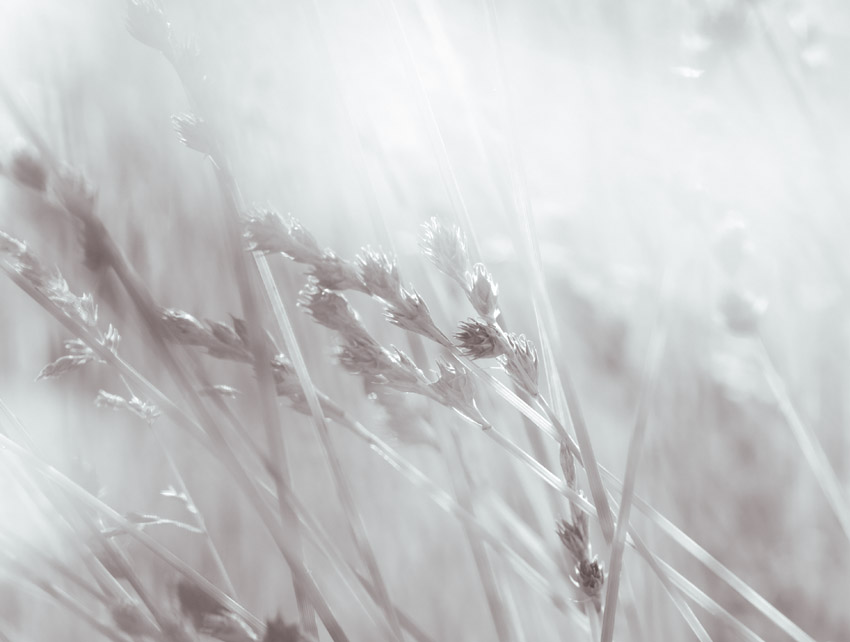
[1,1,845,642]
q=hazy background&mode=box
[2,0,850,640]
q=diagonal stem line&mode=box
[256,253,405,640]
[759,338,850,542]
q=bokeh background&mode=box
[2,0,850,640]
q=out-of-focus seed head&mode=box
[429,359,489,428]
[368,386,439,449]
[176,579,226,629]
[272,353,302,397]
[205,319,252,361]
[128,395,162,424]
[65,338,96,361]
[468,263,500,321]
[161,619,196,642]
[0,225,97,328]
[712,216,753,276]
[557,512,589,562]
[718,288,767,335]
[111,601,158,638]
[263,615,301,642]
[357,248,402,301]
[208,320,244,350]
[420,217,470,287]
[199,384,241,399]
[10,249,97,328]
[199,613,257,642]
[36,354,92,381]
[455,318,508,359]
[172,113,214,156]
[386,288,452,347]
[335,337,425,395]
[99,324,120,355]
[95,390,160,422]
[230,315,250,346]
[14,251,99,328]
[336,335,388,381]
[126,0,173,54]
[309,250,364,292]
[288,219,323,263]
[75,293,99,328]
[499,333,539,397]
[160,308,213,346]
[243,211,323,264]
[576,558,605,598]
[384,346,427,393]
[0,230,27,256]
[298,285,369,340]
[94,389,127,410]
[9,144,48,192]
[54,168,96,221]
[560,439,576,488]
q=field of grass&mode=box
[2,0,850,640]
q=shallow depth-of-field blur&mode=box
[2,0,850,640]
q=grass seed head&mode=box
[336,335,389,381]
[271,353,303,397]
[161,308,214,346]
[208,320,245,350]
[12,249,99,328]
[430,359,489,427]
[499,333,539,397]
[468,263,500,321]
[95,389,130,411]
[298,284,370,341]
[559,439,576,488]
[65,337,97,361]
[455,318,508,359]
[384,346,428,393]
[309,250,364,292]
[95,390,161,422]
[557,512,589,562]
[243,211,322,264]
[420,217,470,287]
[357,248,402,300]
[102,324,121,354]
[36,354,92,381]
[576,558,605,603]
[385,288,452,347]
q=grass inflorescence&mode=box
[1,1,848,641]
